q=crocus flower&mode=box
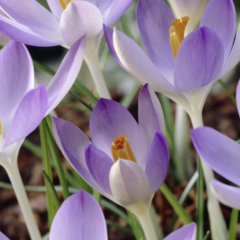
[50,190,196,240]
[0,0,133,47]
[53,84,169,216]
[0,232,9,240]
[191,81,240,210]
[104,0,239,119]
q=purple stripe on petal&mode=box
[138,84,165,146]
[0,41,34,136]
[104,0,134,26]
[52,117,103,193]
[86,143,113,195]
[200,0,236,60]
[4,84,48,148]
[137,0,174,80]
[174,27,224,91]
[46,37,85,114]
[50,190,108,240]
[211,180,240,210]
[145,131,169,193]
[90,98,147,168]
[191,127,240,186]
[163,223,196,240]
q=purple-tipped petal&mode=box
[138,84,165,146]
[0,15,61,46]
[90,98,147,168]
[52,117,102,193]
[50,190,108,240]
[0,232,9,240]
[137,0,174,80]
[174,27,224,91]
[163,223,196,240]
[103,25,126,70]
[60,2,102,45]
[86,143,113,195]
[4,84,48,148]
[200,0,236,60]
[104,0,134,26]
[47,0,63,19]
[0,0,61,37]
[112,28,177,95]
[109,159,151,208]
[0,41,34,136]
[145,131,169,193]
[191,127,240,186]
[237,80,240,117]
[211,180,240,210]
[46,37,86,114]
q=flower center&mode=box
[59,0,72,9]
[169,16,189,58]
[111,134,137,163]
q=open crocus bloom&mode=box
[50,189,196,240]
[0,38,85,166]
[104,0,239,118]
[191,81,240,209]
[53,84,169,214]
[0,0,133,47]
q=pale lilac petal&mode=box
[90,99,147,168]
[174,27,224,91]
[211,180,240,210]
[50,190,108,240]
[138,84,165,146]
[0,41,34,136]
[109,159,151,208]
[237,80,240,117]
[4,84,48,148]
[46,37,86,114]
[0,232,9,240]
[145,131,169,193]
[163,223,196,240]
[52,117,103,193]
[191,127,240,186]
[60,1,102,45]
[85,143,113,195]
[0,0,61,38]
[112,28,177,95]
[200,0,236,60]
[0,15,61,46]
[137,0,174,80]
[104,0,134,26]
[222,24,240,75]
[47,0,63,19]
[103,25,126,70]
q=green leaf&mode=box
[228,208,239,240]
[106,220,134,236]
[203,231,210,240]
[127,211,145,240]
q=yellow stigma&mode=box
[111,134,137,163]
[169,16,189,58]
[59,0,71,9]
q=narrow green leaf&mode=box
[218,80,236,105]
[203,231,210,240]
[160,183,192,225]
[228,208,239,240]
[106,220,134,236]
[23,139,42,158]
[93,190,101,203]
[43,170,61,210]
[127,211,145,240]
[197,156,204,240]
[70,91,93,111]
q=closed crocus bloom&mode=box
[0,39,85,240]
[53,84,169,240]
[50,190,108,240]
[104,0,239,120]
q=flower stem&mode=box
[84,39,111,99]
[4,162,42,240]
[136,209,158,240]
[190,111,227,240]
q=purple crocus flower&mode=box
[0,0,133,47]
[104,0,239,119]
[50,190,196,240]
[52,84,169,215]
[191,81,240,210]
[0,232,9,240]
[0,38,85,165]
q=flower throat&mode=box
[59,0,72,9]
